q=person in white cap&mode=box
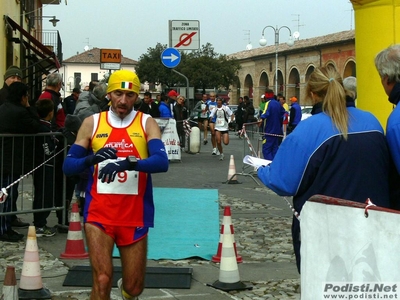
[63,70,169,300]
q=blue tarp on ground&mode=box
[113,187,219,260]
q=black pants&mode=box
[33,165,54,228]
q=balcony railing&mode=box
[37,30,63,64]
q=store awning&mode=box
[5,16,61,71]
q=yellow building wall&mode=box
[1,2,25,77]
[352,0,400,128]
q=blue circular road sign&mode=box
[161,48,181,68]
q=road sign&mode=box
[169,20,200,50]
[161,48,181,68]
[100,49,121,63]
[100,63,120,70]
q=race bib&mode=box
[216,118,225,126]
[200,104,208,118]
[97,159,139,195]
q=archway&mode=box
[304,65,316,106]
[259,71,269,93]
[287,67,301,102]
[343,60,356,78]
[231,76,241,104]
[244,74,253,100]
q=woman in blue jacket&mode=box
[257,67,390,273]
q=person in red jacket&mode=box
[38,73,66,130]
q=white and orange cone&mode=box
[18,226,51,299]
[208,227,251,292]
[2,265,18,300]
[226,155,239,184]
[60,202,89,259]
[212,206,242,263]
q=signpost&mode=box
[169,20,200,50]
[161,47,181,68]
[163,20,200,101]
[100,48,121,70]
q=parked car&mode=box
[288,105,312,123]
[301,106,313,120]
[228,105,238,131]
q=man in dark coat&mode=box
[138,91,160,117]
[0,82,41,242]
[64,87,81,115]
[0,66,22,106]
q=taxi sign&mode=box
[100,49,121,63]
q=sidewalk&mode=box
[0,132,300,299]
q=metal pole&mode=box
[172,69,190,110]
[260,25,293,96]
[275,37,278,95]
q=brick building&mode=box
[229,30,355,107]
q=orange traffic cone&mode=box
[208,228,252,292]
[60,202,89,259]
[18,226,51,299]
[226,155,239,184]
[2,265,18,300]
[212,206,242,263]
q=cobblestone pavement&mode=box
[0,190,300,299]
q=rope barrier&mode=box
[183,119,191,137]
[283,197,301,221]
[241,123,258,157]
[0,146,67,204]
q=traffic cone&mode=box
[212,206,242,263]
[208,229,252,292]
[226,155,239,184]
[2,265,17,300]
[18,226,51,299]
[60,202,89,259]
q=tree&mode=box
[135,43,182,88]
[136,42,240,92]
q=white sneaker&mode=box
[216,149,220,155]
[118,278,138,300]
[219,153,224,161]
[212,148,217,155]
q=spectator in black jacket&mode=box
[235,96,244,133]
[243,96,256,123]
[0,66,22,106]
[0,82,41,242]
[63,87,81,115]
[138,91,160,117]
[33,99,58,237]
[174,95,189,149]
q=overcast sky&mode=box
[43,0,354,61]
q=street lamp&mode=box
[29,16,60,27]
[259,25,298,95]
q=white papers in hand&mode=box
[243,155,272,168]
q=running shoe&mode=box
[212,148,217,155]
[35,226,56,237]
[219,153,224,161]
[203,139,208,145]
[118,278,138,300]
[11,218,29,228]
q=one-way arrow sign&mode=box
[161,47,181,68]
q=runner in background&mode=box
[209,97,234,161]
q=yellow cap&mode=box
[107,70,140,94]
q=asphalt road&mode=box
[0,130,300,299]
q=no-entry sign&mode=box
[169,20,200,50]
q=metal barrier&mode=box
[226,121,264,185]
[0,132,68,225]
